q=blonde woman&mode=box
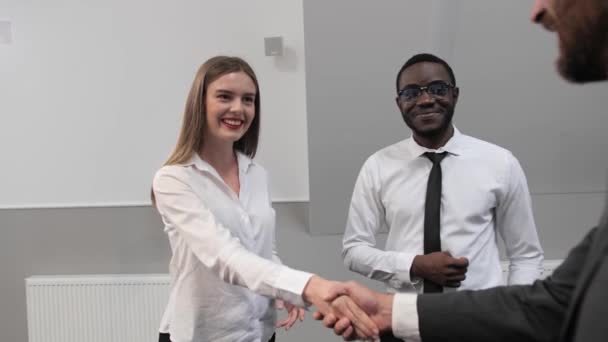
[152,56,377,342]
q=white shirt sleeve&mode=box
[272,232,283,265]
[392,293,421,341]
[342,156,418,288]
[153,170,312,307]
[266,174,283,265]
[496,154,544,285]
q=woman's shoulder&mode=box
[152,164,194,190]
[155,163,190,177]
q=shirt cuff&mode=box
[274,266,314,308]
[507,268,542,285]
[392,293,421,342]
[389,252,418,289]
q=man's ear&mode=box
[452,87,460,103]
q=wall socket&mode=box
[264,36,283,56]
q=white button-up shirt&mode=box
[153,152,312,342]
[343,128,544,293]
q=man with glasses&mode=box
[342,53,544,340]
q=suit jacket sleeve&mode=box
[417,227,597,342]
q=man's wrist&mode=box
[376,293,394,333]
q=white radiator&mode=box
[26,274,170,342]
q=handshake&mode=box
[302,276,393,341]
[299,251,469,340]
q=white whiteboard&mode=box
[0,0,309,208]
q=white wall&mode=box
[0,0,309,208]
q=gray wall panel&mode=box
[1,206,168,342]
[1,203,374,342]
[304,0,434,235]
[0,201,599,341]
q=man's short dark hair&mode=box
[395,53,456,92]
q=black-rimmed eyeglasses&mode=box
[397,80,455,102]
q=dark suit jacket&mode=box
[417,217,608,342]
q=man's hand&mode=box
[275,299,305,330]
[302,276,379,339]
[411,251,468,287]
[313,281,394,341]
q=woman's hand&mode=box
[275,299,305,330]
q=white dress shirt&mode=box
[153,152,312,342]
[343,128,544,293]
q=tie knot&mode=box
[424,152,448,164]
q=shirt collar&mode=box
[406,126,466,157]
[185,151,254,174]
[236,151,254,173]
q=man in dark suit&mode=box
[317,0,608,341]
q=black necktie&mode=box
[423,152,448,293]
